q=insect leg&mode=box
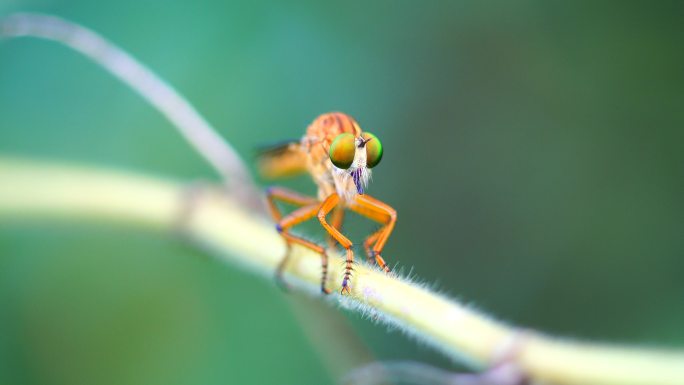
[266,187,331,293]
[317,193,355,295]
[266,186,318,221]
[349,194,397,274]
[362,228,383,265]
[327,206,345,249]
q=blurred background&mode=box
[1,1,683,384]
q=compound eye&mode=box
[362,132,383,168]
[329,133,356,169]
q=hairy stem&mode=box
[0,157,683,385]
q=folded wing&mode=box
[257,140,308,179]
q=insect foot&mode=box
[372,251,391,274]
[340,277,352,295]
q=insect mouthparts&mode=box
[351,168,364,194]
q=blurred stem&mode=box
[1,158,683,385]
[287,295,376,379]
[0,13,259,207]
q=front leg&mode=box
[317,193,355,294]
[349,194,397,274]
[327,206,345,250]
[362,227,383,266]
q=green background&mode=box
[1,1,683,384]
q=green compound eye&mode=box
[362,132,383,168]
[329,133,356,169]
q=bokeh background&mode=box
[1,1,683,384]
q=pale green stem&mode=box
[1,157,683,385]
[0,13,257,200]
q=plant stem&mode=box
[1,157,683,385]
[0,13,258,203]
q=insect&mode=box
[259,112,397,294]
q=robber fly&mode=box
[259,112,396,295]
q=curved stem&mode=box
[0,157,683,385]
[0,13,259,204]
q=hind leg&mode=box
[266,187,331,293]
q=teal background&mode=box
[1,1,683,384]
